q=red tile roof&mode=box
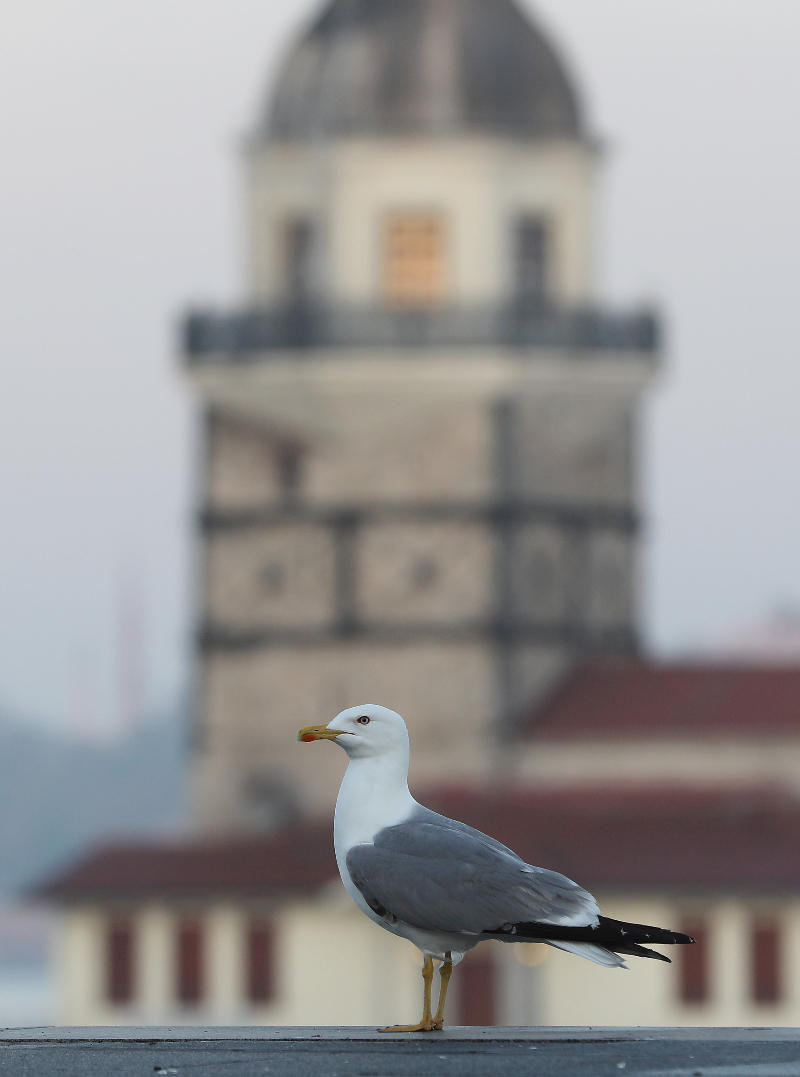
[36,787,800,901]
[35,822,337,902]
[521,659,800,740]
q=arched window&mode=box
[176,918,204,1006]
[514,216,548,307]
[284,217,316,306]
[276,442,303,497]
[246,919,276,1005]
[677,916,709,1004]
[456,947,496,1025]
[751,916,782,1005]
[105,918,135,1004]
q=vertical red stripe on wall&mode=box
[176,919,204,1005]
[456,949,496,1025]
[678,918,709,1004]
[106,919,135,1004]
[751,918,782,1004]
[246,920,276,1004]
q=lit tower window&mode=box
[384,212,447,307]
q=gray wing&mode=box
[346,806,599,934]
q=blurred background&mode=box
[1,0,799,1026]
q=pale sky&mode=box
[1,0,799,733]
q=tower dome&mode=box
[263,0,582,141]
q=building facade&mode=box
[54,891,800,1029]
[43,661,800,1026]
[185,0,658,831]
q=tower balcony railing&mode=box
[183,303,658,362]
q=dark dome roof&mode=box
[263,0,583,141]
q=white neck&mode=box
[333,747,417,855]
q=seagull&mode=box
[298,704,694,1031]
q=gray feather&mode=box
[346,805,598,934]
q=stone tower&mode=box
[184,0,658,831]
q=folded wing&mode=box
[345,808,600,934]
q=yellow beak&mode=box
[297,724,350,743]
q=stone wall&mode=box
[193,345,647,829]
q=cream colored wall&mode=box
[57,894,800,1027]
[512,735,800,794]
[244,143,327,305]
[246,137,596,306]
[56,893,422,1027]
[279,893,422,1026]
[536,897,678,1026]
[540,897,800,1028]
[57,905,250,1026]
[55,907,103,1025]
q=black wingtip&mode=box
[482,916,697,955]
[599,918,696,947]
[612,943,672,963]
[664,930,695,945]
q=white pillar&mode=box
[783,903,800,1023]
[713,901,747,1023]
[498,942,544,1026]
[56,907,103,1025]
[138,905,174,1022]
[207,904,245,1021]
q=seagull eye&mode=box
[356,716,370,725]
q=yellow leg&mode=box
[379,954,437,1032]
[432,952,453,1030]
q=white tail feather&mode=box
[545,940,628,968]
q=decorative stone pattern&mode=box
[508,523,574,623]
[205,525,337,630]
[356,521,494,624]
[584,531,635,630]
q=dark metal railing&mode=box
[183,303,658,361]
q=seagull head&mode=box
[297,704,409,759]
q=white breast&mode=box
[332,753,417,920]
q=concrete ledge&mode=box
[1,1025,800,1040]
[3,1027,800,1077]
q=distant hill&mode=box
[0,712,186,895]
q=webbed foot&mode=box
[378,1020,438,1033]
